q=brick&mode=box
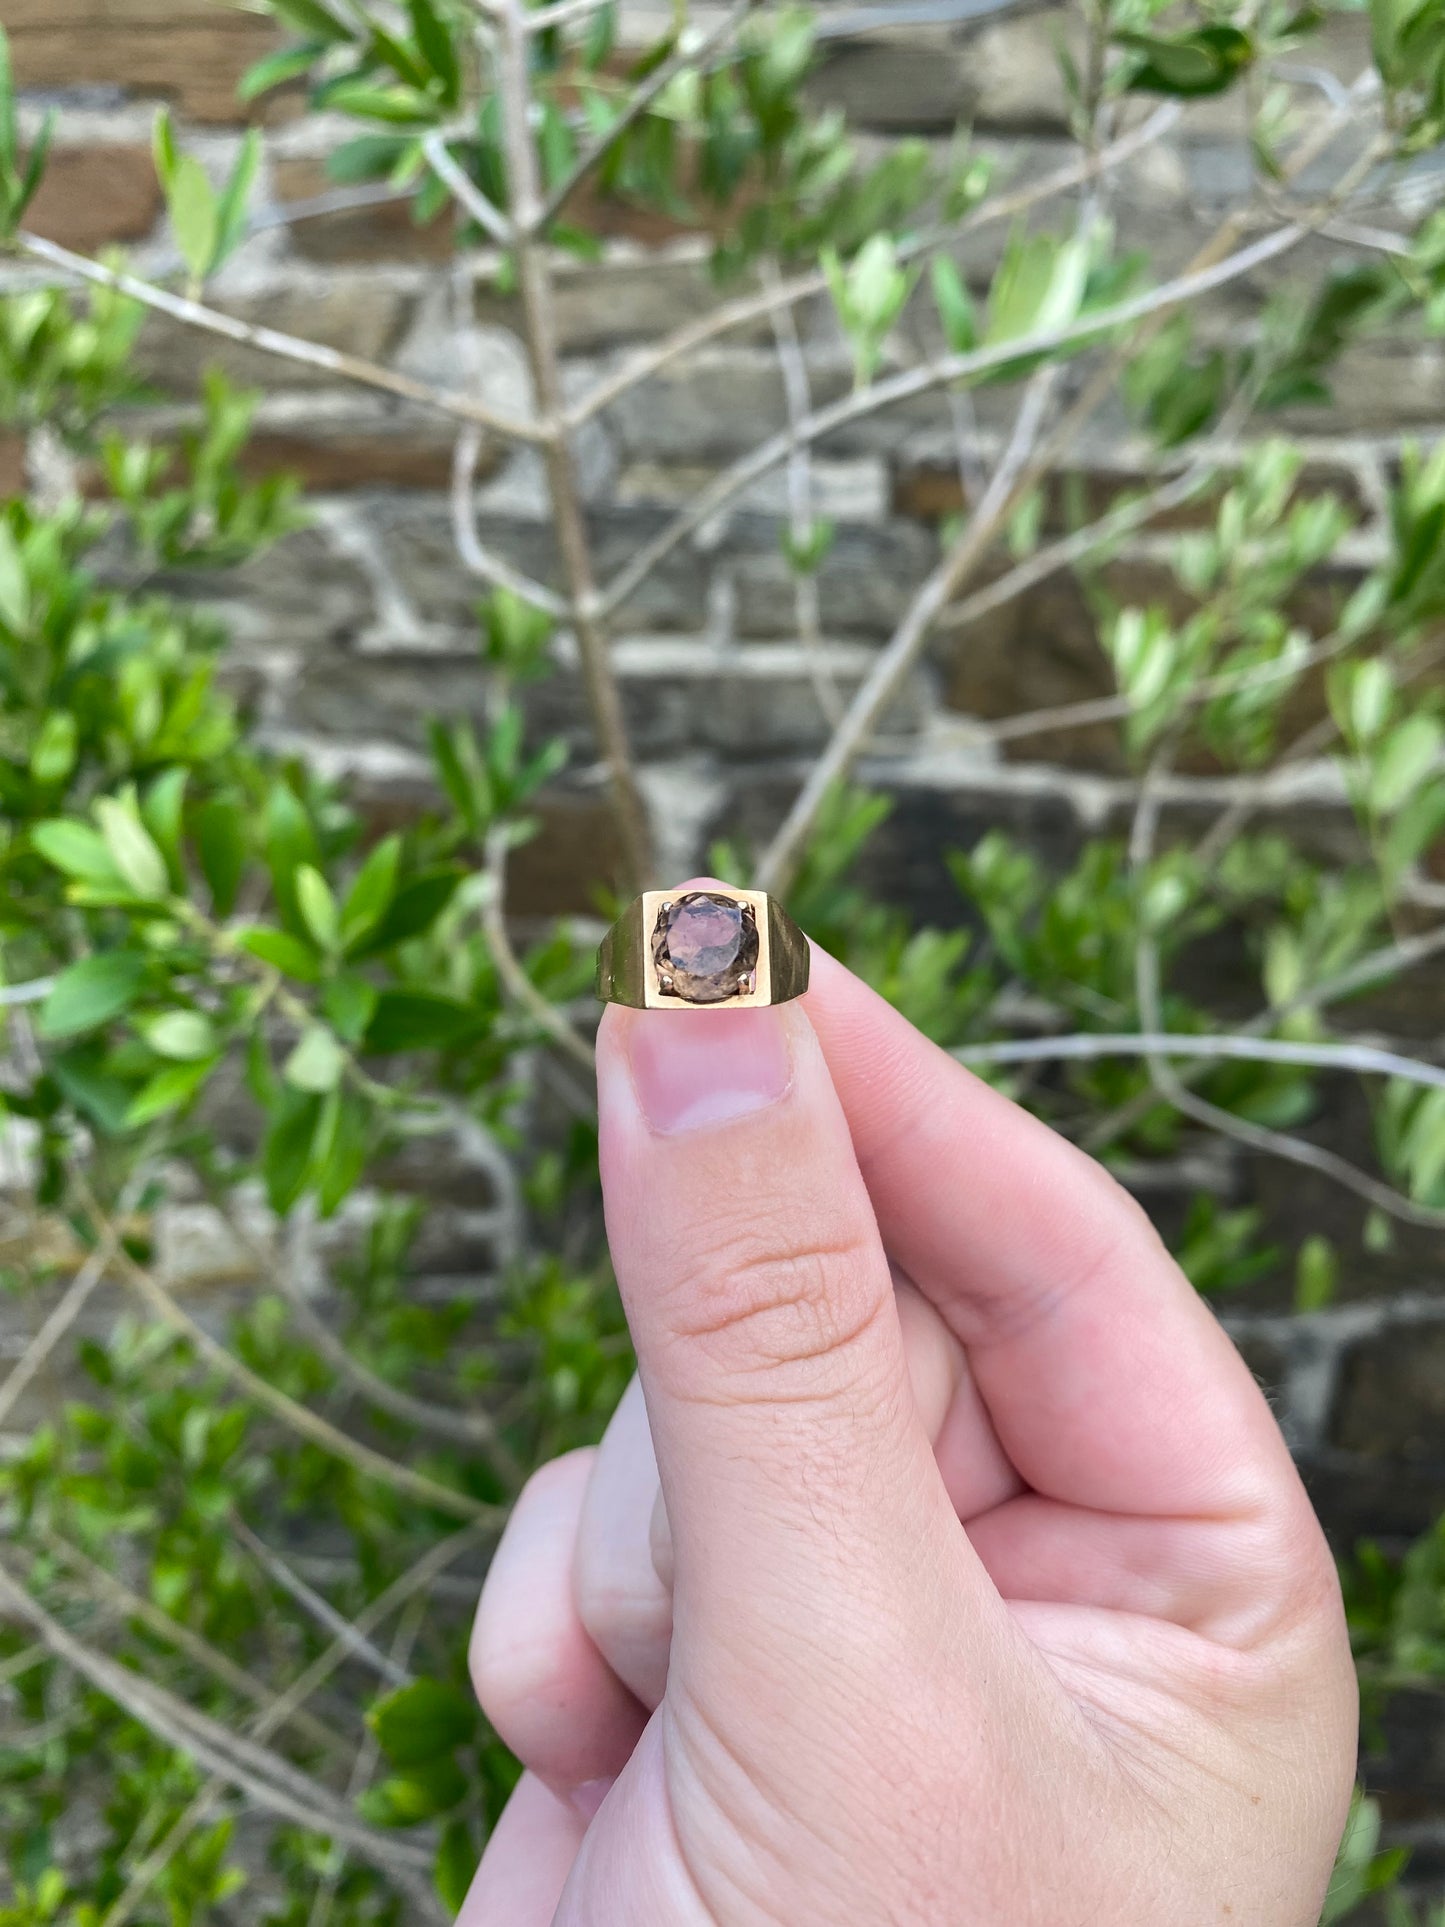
[239,407,492,494]
[24,143,162,252]
[289,639,923,762]
[732,516,940,640]
[1300,1450,1445,1549]
[708,768,1089,920]
[376,499,709,633]
[10,2,284,125]
[270,157,457,267]
[1333,1323,1445,1460]
[477,249,752,356]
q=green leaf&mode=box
[407,0,462,102]
[167,153,220,284]
[124,1057,215,1127]
[49,1050,133,1136]
[284,1024,345,1094]
[140,1010,217,1062]
[0,519,29,631]
[265,781,320,933]
[263,1090,324,1214]
[238,41,325,102]
[368,1678,478,1768]
[268,0,354,41]
[322,973,377,1045]
[95,797,170,900]
[315,1085,369,1215]
[152,107,180,193]
[31,819,124,888]
[322,79,440,124]
[341,835,401,949]
[37,953,147,1040]
[931,255,977,354]
[363,988,480,1053]
[987,231,1090,347]
[296,863,340,951]
[197,796,247,916]
[1117,25,1255,97]
[142,767,189,876]
[29,710,77,787]
[1294,1234,1338,1312]
[435,1819,479,1911]
[237,925,323,984]
[13,108,54,228]
[0,26,16,179]
[359,1759,469,1825]
[1369,715,1442,815]
[348,866,465,958]
[212,129,262,273]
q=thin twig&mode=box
[13,232,543,447]
[450,422,568,615]
[484,827,599,1071]
[0,975,55,1007]
[232,1514,411,1687]
[766,264,845,729]
[958,1031,1445,1090]
[757,364,1059,894]
[422,129,514,247]
[0,1227,116,1431]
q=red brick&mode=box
[11,2,285,124]
[24,144,163,252]
[270,157,458,266]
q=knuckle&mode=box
[661,1205,888,1385]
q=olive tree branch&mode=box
[766,263,845,728]
[12,232,544,446]
[421,128,514,247]
[495,0,654,889]
[958,1031,1445,1092]
[451,422,569,614]
[231,1513,412,1688]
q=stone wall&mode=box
[8,0,1445,1891]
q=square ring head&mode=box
[639,887,775,1010]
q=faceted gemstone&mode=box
[652,892,759,1004]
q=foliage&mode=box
[0,0,1442,1914]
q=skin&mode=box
[462,901,1358,1927]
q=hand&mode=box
[461,922,1358,1926]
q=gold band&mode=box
[595,888,810,1011]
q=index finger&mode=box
[801,943,1297,1524]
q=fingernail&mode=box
[566,1777,611,1823]
[626,1007,792,1136]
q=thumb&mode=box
[596,996,962,1668]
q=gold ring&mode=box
[595,888,810,1010]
